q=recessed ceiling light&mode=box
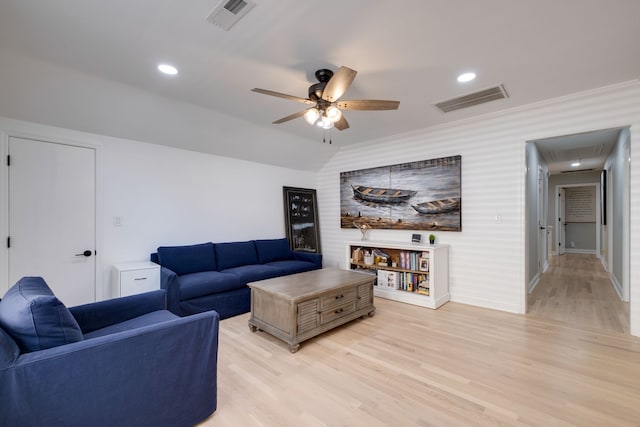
[158,64,178,75]
[571,161,581,167]
[457,72,476,83]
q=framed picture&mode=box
[283,186,321,253]
[419,257,429,272]
[340,155,462,231]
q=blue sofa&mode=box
[150,238,322,319]
[0,277,219,427]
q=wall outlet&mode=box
[113,216,124,227]
[570,241,575,248]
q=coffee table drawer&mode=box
[320,301,356,325]
[320,288,357,309]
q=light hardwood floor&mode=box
[528,254,630,334]
[200,294,640,426]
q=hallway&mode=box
[528,253,630,334]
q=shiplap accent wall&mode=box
[316,81,640,336]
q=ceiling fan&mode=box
[251,66,400,131]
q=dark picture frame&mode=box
[283,186,321,253]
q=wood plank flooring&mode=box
[199,294,640,426]
[528,254,629,334]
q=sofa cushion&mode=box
[254,238,293,264]
[221,264,282,283]
[0,327,20,368]
[83,310,178,340]
[214,241,258,270]
[0,277,84,353]
[264,260,319,276]
[178,271,245,301]
[157,242,216,276]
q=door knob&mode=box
[75,250,93,257]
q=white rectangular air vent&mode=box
[434,84,509,113]
[206,0,256,31]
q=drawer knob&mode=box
[335,294,344,300]
[334,308,344,314]
[134,277,148,281]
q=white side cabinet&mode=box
[112,261,160,298]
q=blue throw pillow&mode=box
[157,242,217,276]
[254,238,293,264]
[214,241,258,270]
[0,277,84,353]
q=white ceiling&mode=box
[533,128,622,174]
[0,0,639,165]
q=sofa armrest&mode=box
[1,310,219,427]
[69,290,166,334]
[160,266,182,315]
[293,251,323,269]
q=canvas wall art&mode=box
[340,155,461,231]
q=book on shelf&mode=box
[376,269,398,289]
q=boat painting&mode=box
[352,185,417,204]
[340,155,461,231]
[412,198,461,214]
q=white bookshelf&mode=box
[346,240,449,309]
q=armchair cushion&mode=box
[0,277,83,353]
[215,241,258,270]
[254,238,294,263]
[157,242,216,276]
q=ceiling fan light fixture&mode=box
[317,115,333,129]
[304,108,320,125]
[326,105,342,122]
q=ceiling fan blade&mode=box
[334,116,350,131]
[337,100,400,110]
[252,88,315,105]
[322,66,357,102]
[272,110,307,124]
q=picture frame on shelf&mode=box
[419,257,429,272]
[283,186,321,253]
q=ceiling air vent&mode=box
[434,84,509,113]
[206,0,256,31]
[560,168,594,174]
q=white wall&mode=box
[604,127,631,299]
[0,117,316,299]
[317,81,640,336]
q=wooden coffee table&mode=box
[248,268,376,352]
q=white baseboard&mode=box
[528,272,541,294]
[565,249,596,255]
[542,259,550,273]
[610,273,623,300]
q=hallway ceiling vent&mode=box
[560,168,594,173]
[434,84,509,113]
[206,0,256,31]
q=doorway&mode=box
[6,136,98,306]
[525,127,630,333]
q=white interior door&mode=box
[8,137,96,306]
[558,188,566,255]
[537,167,546,272]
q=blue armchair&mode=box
[0,277,219,427]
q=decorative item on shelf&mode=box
[411,233,422,243]
[363,250,374,266]
[351,247,363,263]
[353,220,371,241]
[429,234,436,244]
